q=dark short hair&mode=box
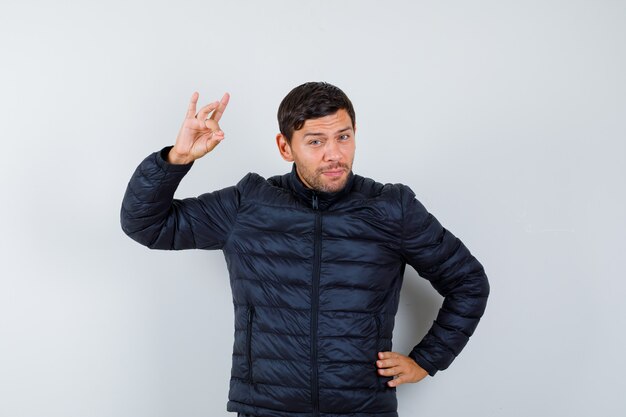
[277,82,356,142]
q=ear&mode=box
[276,133,294,162]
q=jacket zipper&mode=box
[247,305,256,384]
[311,193,321,416]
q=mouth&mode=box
[321,168,346,178]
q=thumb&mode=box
[202,130,225,154]
[204,118,221,132]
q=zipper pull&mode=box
[312,193,319,210]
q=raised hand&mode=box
[168,91,230,165]
[376,351,429,387]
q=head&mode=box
[276,82,357,193]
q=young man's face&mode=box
[277,109,356,193]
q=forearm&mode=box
[120,147,194,249]
[410,250,489,375]
[400,185,490,375]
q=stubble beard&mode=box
[299,162,352,193]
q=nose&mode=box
[323,139,342,162]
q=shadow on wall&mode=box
[394,268,443,355]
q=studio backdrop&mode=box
[1,1,624,416]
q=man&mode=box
[121,82,489,417]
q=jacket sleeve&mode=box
[400,185,490,376]
[120,147,242,250]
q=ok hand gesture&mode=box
[168,91,230,165]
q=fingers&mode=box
[196,101,220,121]
[210,92,230,122]
[202,120,225,150]
[376,351,428,387]
[376,351,403,369]
[377,365,400,377]
[378,351,398,361]
[376,352,401,373]
[185,92,230,123]
[377,359,398,370]
[203,131,225,154]
[203,118,222,134]
[186,92,199,119]
[208,128,225,142]
[388,374,411,388]
[188,92,230,121]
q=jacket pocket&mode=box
[374,315,382,352]
[374,314,393,390]
[246,305,256,383]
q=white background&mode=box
[1,1,625,416]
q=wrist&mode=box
[167,147,193,165]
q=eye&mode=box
[339,134,350,141]
[309,139,322,146]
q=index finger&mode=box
[210,92,230,122]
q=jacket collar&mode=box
[285,163,355,210]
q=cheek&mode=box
[298,150,323,164]
[342,145,356,160]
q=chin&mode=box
[320,179,347,193]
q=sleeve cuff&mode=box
[409,350,439,376]
[156,146,195,172]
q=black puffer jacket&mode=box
[121,148,489,417]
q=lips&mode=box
[319,164,348,175]
[321,168,346,177]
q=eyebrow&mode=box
[302,127,353,139]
